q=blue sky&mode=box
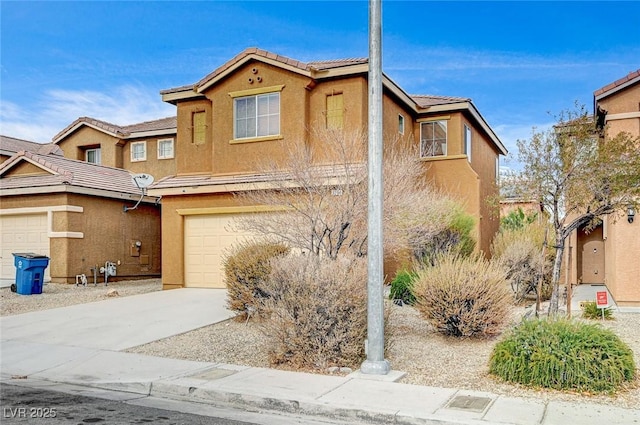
[1,1,639,167]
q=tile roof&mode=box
[594,69,640,98]
[162,47,369,95]
[1,135,63,156]
[151,163,366,191]
[410,95,470,108]
[0,150,147,197]
[52,116,176,143]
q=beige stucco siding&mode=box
[57,127,122,168]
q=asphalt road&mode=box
[0,383,353,425]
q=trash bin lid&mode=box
[12,252,49,259]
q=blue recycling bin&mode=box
[13,253,50,295]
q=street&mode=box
[0,382,353,425]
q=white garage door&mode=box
[184,214,258,288]
[0,214,50,282]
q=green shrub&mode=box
[582,301,614,320]
[259,254,372,370]
[489,319,635,393]
[500,207,538,231]
[412,254,512,338]
[223,241,290,320]
[389,269,417,305]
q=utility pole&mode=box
[361,0,390,375]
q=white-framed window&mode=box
[130,141,147,162]
[157,138,174,159]
[398,114,405,135]
[420,121,447,157]
[464,124,472,162]
[234,92,280,139]
[496,156,500,183]
[86,148,101,164]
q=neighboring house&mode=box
[52,116,177,182]
[1,135,63,163]
[565,69,640,307]
[0,148,161,284]
[151,47,506,290]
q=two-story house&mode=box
[52,116,177,182]
[150,48,506,290]
[566,69,640,308]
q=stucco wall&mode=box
[122,135,177,180]
[1,192,161,283]
[57,127,122,168]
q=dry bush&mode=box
[234,128,459,263]
[223,241,290,320]
[259,254,368,370]
[492,224,553,302]
[413,254,512,338]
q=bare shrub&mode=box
[491,224,553,302]
[235,128,459,263]
[259,254,368,370]
[223,241,290,320]
[413,254,512,338]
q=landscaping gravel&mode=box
[2,280,638,410]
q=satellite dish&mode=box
[124,173,156,212]
[131,173,154,189]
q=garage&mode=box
[0,213,50,282]
[184,214,258,288]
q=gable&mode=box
[3,160,52,177]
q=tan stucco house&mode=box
[52,116,177,182]
[151,47,507,290]
[565,69,640,307]
[0,147,161,284]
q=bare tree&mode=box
[513,106,640,315]
[234,127,458,262]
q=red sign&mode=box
[596,291,609,307]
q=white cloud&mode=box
[0,85,175,143]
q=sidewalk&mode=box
[1,288,638,425]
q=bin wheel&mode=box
[10,284,17,293]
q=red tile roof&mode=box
[0,150,148,197]
[1,135,63,156]
[594,69,640,98]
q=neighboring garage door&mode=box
[0,214,50,282]
[184,214,259,288]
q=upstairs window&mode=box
[326,93,344,129]
[86,148,101,164]
[398,114,405,135]
[192,111,206,145]
[234,92,280,139]
[464,124,472,162]
[130,141,147,162]
[420,120,447,157]
[157,138,174,159]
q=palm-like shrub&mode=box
[412,254,512,338]
[489,319,635,393]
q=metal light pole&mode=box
[360,0,390,375]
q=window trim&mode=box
[326,92,344,130]
[419,120,448,158]
[232,90,281,141]
[85,148,101,164]
[157,138,175,160]
[464,124,472,162]
[398,114,405,135]
[130,141,147,162]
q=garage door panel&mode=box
[184,214,259,288]
[0,214,50,281]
